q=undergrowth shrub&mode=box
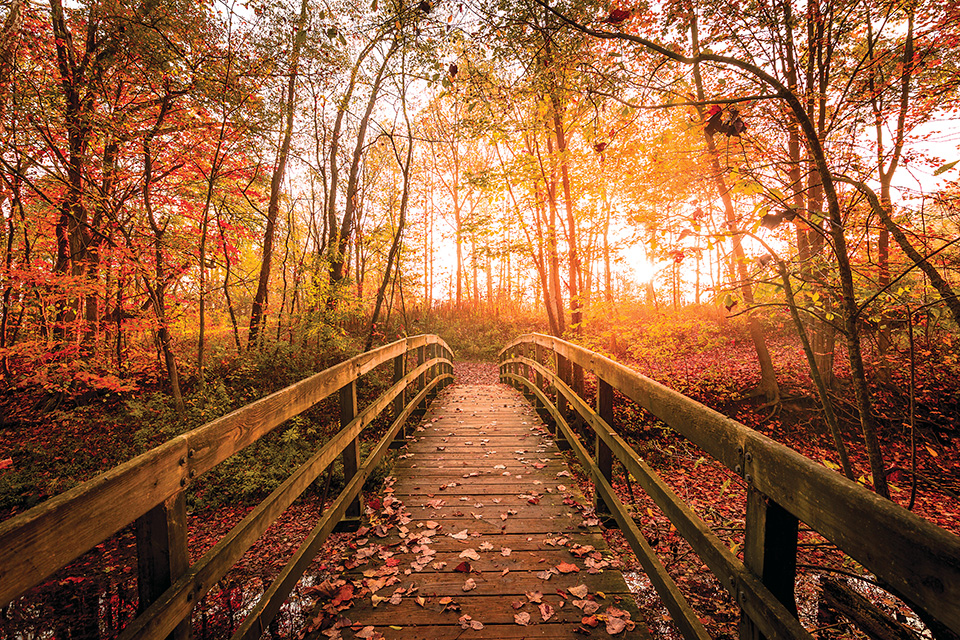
[412,306,546,360]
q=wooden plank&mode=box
[333,593,649,628]
[306,383,649,640]
[309,622,635,640]
[509,365,813,640]
[119,365,451,640]
[517,375,710,640]
[352,568,632,594]
[0,436,188,607]
[502,335,960,634]
[232,373,452,640]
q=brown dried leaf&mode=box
[574,599,600,615]
[514,611,531,626]
[568,584,589,599]
[539,602,555,622]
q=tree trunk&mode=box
[328,42,398,299]
[142,94,184,413]
[249,0,308,347]
[365,79,414,352]
[690,15,779,403]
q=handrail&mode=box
[0,334,454,637]
[499,333,960,640]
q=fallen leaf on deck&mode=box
[501,547,512,556]
[574,599,600,615]
[539,602,555,622]
[515,612,531,626]
[450,529,470,540]
[460,548,481,560]
[581,615,600,627]
[512,600,525,610]
[479,542,494,551]
[454,561,472,573]
[556,562,580,574]
[605,606,637,634]
[568,584,589,599]
[526,590,543,603]
[462,578,477,591]
[458,614,484,630]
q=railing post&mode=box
[521,343,533,402]
[595,379,616,526]
[340,380,361,524]
[136,490,190,640]
[739,484,799,640]
[554,352,571,450]
[391,352,407,448]
[417,345,426,410]
[534,343,546,418]
[428,343,437,397]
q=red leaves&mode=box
[602,8,632,24]
[453,561,471,573]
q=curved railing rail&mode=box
[499,333,960,640]
[0,334,454,639]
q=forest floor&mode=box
[1,352,958,639]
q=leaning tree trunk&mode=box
[690,16,779,403]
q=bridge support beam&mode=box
[740,486,799,640]
[337,381,362,530]
[391,353,407,449]
[135,490,189,640]
[553,354,571,450]
[595,379,617,528]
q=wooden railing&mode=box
[499,334,960,640]
[0,334,454,639]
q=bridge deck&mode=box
[307,383,649,639]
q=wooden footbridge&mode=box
[1,334,958,640]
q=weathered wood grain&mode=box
[0,336,452,610]
[501,334,960,635]
[305,383,650,640]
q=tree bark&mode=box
[249,0,308,347]
[690,15,780,403]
